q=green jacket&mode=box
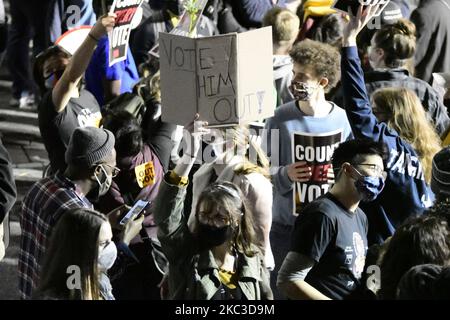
[153,176,273,300]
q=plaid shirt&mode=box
[19,173,93,299]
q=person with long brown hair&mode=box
[371,88,442,183]
[34,208,143,300]
[340,2,441,245]
[188,125,274,272]
[153,116,272,300]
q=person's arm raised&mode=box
[52,14,116,113]
[342,4,381,48]
[341,3,388,141]
[173,114,209,179]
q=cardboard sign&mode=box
[331,0,390,16]
[135,161,156,188]
[159,27,275,126]
[292,130,343,215]
[108,0,145,66]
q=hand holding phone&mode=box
[119,200,149,226]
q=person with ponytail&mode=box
[153,116,273,300]
[187,125,275,273]
[365,19,450,136]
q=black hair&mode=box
[33,46,71,96]
[331,139,389,180]
[36,208,108,300]
[433,266,450,299]
[396,264,443,300]
[101,110,143,158]
[309,14,345,48]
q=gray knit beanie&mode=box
[65,127,115,168]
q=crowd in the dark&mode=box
[0,0,450,300]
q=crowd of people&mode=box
[1,0,450,300]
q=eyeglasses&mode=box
[197,211,231,228]
[353,163,387,179]
[101,164,121,178]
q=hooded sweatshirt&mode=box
[273,55,294,106]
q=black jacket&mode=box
[411,0,450,83]
[365,68,450,135]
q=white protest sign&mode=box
[292,130,343,215]
[108,0,145,66]
[159,27,275,126]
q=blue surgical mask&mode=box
[44,70,64,89]
[44,74,56,89]
[354,175,385,202]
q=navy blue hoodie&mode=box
[341,46,435,245]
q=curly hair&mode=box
[289,39,341,92]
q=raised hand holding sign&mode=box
[108,0,145,66]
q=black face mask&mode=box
[197,223,233,248]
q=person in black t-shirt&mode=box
[278,139,388,300]
[33,15,114,174]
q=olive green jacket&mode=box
[153,177,273,300]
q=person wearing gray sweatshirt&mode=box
[263,39,353,298]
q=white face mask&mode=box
[98,241,117,271]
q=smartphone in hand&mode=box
[119,200,149,226]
